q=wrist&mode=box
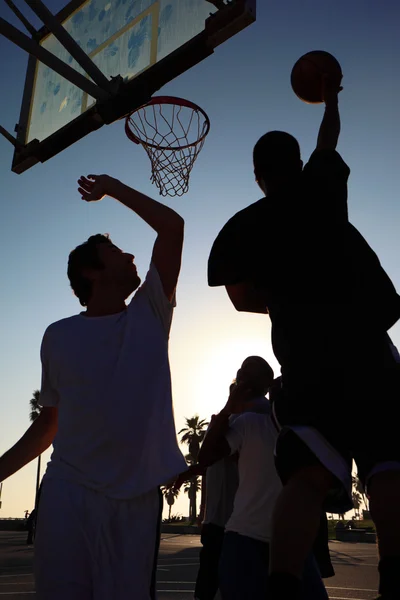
[104,176,121,197]
[324,98,339,109]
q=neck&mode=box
[264,173,300,196]
[247,388,265,399]
[84,290,126,317]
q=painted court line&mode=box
[0,574,31,579]
[156,581,376,593]
[0,583,32,587]
[329,598,369,600]
[158,595,370,599]
[157,563,199,568]
[326,586,376,592]
[0,592,35,596]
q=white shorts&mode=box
[34,478,162,600]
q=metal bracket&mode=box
[0,18,111,101]
[3,0,38,38]
[23,0,114,94]
[0,125,24,150]
[206,0,256,48]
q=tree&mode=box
[161,486,180,521]
[352,491,362,519]
[29,390,42,514]
[178,416,208,523]
[183,476,202,522]
[178,416,209,463]
[352,474,368,511]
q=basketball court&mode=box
[0,532,380,599]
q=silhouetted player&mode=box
[208,74,400,600]
[0,174,186,599]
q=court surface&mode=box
[0,531,379,599]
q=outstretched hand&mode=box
[321,73,343,105]
[77,174,111,202]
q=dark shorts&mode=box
[273,337,400,513]
[194,523,225,600]
[219,531,328,600]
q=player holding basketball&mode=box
[208,74,400,600]
[0,175,187,600]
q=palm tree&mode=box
[352,474,368,511]
[29,390,42,513]
[178,416,208,523]
[178,416,209,463]
[183,477,202,522]
[352,491,362,519]
[161,486,180,521]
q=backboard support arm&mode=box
[0,18,110,101]
[0,125,24,149]
[23,0,115,94]
[3,0,38,38]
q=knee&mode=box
[368,469,400,513]
[290,465,334,500]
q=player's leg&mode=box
[34,478,93,600]
[355,366,400,600]
[368,470,400,599]
[268,428,352,600]
[219,531,269,599]
[93,487,162,600]
[302,554,329,600]
[270,464,332,576]
[194,523,225,600]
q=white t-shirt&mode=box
[203,416,239,528]
[203,398,271,528]
[40,264,186,500]
[225,412,282,543]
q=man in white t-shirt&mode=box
[195,365,271,600]
[0,174,187,599]
[199,365,328,600]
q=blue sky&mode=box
[0,0,399,518]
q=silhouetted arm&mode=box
[0,408,58,482]
[316,74,342,151]
[226,282,269,314]
[198,412,231,467]
[77,175,184,302]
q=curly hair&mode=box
[67,234,111,306]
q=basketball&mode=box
[291,51,342,104]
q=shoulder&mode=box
[41,316,81,356]
[231,411,267,430]
[208,199,271,287]
[221,199,270,231]
[304,149,350,178]
[130,263,175,335]
[43,315,81,337]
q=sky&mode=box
[0,0,400,520]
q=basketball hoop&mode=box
[125,96,210,197]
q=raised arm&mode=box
[316,74,343,151]
[78,175,184,302]
[198,383,252,466]
[0,408,57,482]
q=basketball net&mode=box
[125,97,210,197]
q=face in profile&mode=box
[95,242,141,298]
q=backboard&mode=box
[9,0,256,174]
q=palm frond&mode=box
[29,390,42,422]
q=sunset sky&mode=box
[0,0,399,519]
